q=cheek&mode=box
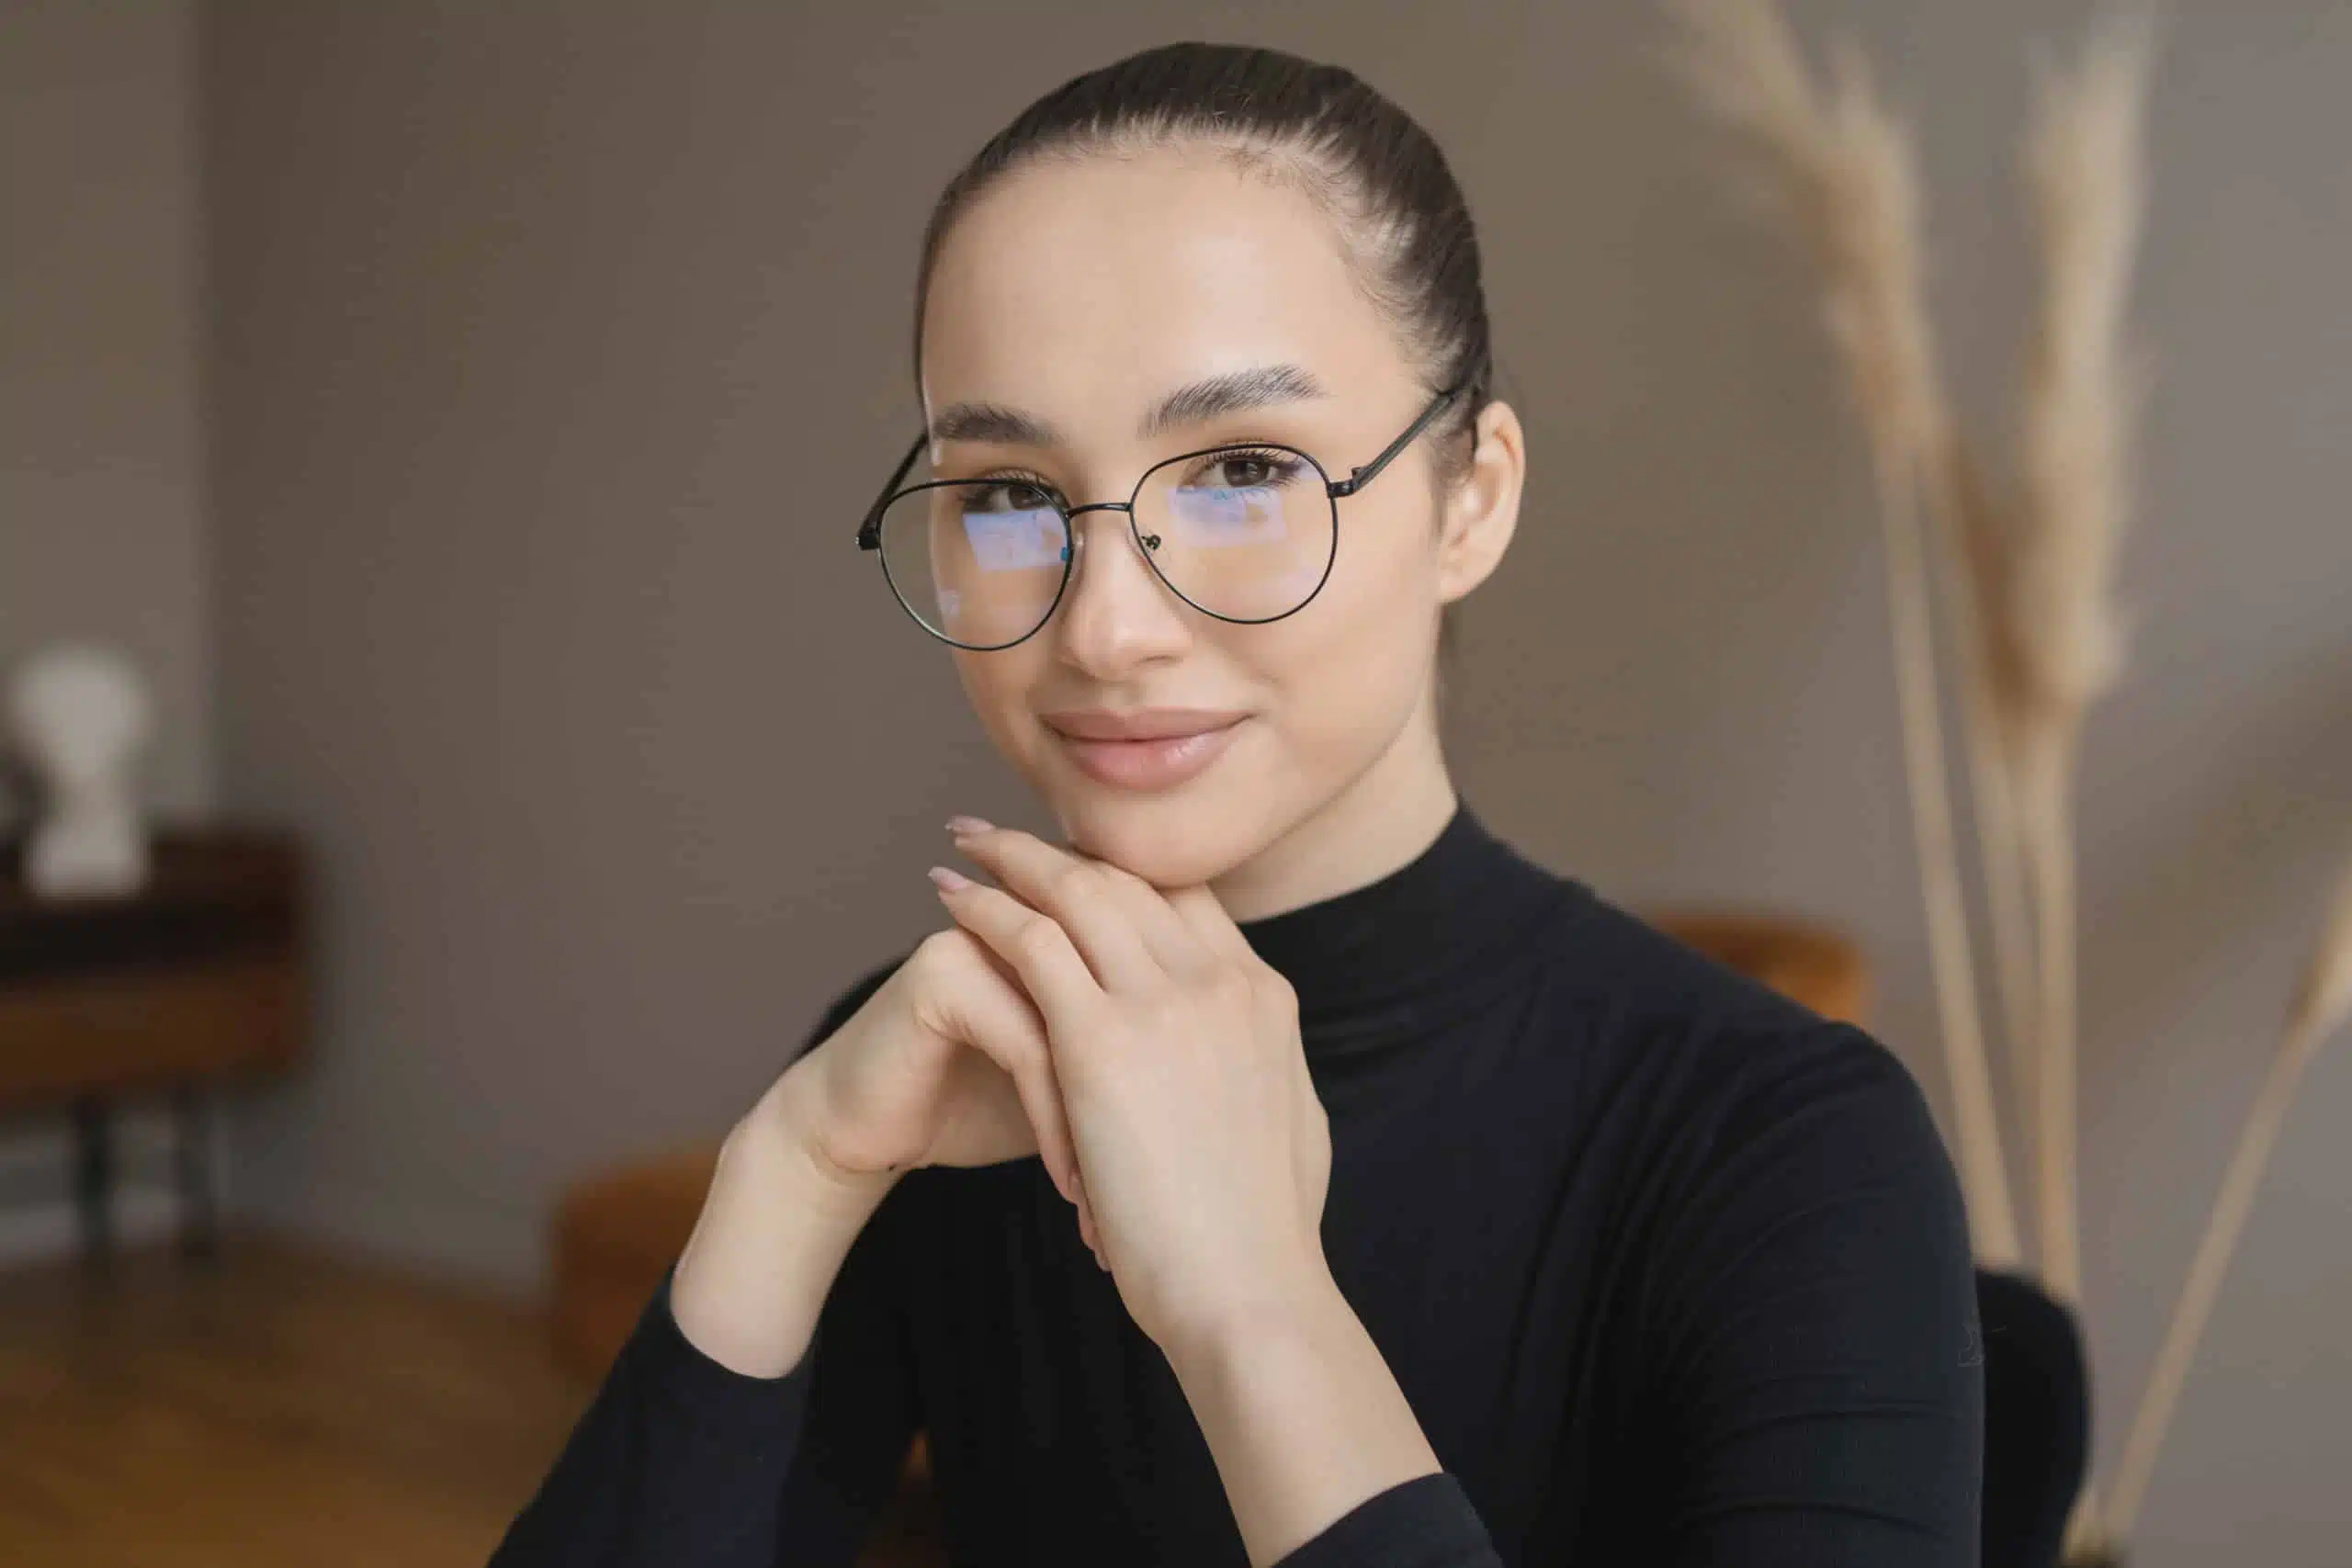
[1247,513,1440,758]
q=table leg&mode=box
[72,1098,113,1262]
[173,1086,220,1261]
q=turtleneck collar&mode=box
[1234,796,1586,1057]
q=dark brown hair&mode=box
[909,40,1495,694]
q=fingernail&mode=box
[945,815,994,836]
[927,864,973,892]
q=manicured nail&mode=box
[945,815,994,836]
[928,864,973,893]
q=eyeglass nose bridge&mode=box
[1057,497,1161,554]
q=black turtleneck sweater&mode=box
[491,801,1982,1566]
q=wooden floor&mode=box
[0,1230,591,1566]
[0,1228,945,1567]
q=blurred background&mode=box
[2,2,2344,1564]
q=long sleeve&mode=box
[1270,1020,1983,1568]
[1269,1472,1500,1568]
[1637,1020,1984,1564]
[488,960,921,1567]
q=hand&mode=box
[673,927,1101,1382]
[930,818,1334,1360]
[773,922,1092,1224]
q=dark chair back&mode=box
[1976,1269,2090,1568]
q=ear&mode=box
[1435,398,1525,607]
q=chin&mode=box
[1048,787,1261,890]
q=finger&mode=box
[1162,881,1260,967]
[1083,1211,1105,1272]
[933,868,1111,1043]
[932,928,1083,1205]
[1078,855,1219,978]
[949,827,1160,992]
[1072,1168,1099,1258]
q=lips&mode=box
[1040,707,1251,741]
[1046,715,1247,791]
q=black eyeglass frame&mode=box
[854,379,1467,650]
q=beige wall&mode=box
[1,0,211,1250]
[188,2,2350,1561]
[1,0,210,816]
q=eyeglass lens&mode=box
[876,446,1336,647]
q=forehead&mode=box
[919,144,1393,421]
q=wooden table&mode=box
[0,825,308,1259]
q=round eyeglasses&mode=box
[854,381,1465,651]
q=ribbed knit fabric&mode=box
[492,799,1982,1566]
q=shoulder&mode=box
[1541,882,1939,1140]
[1540,878,1854,1042]
[1539,883,1968,1278]
[1538,897,1985,1557]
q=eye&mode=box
[965,472,1062,512]
[1189,447,1305,490]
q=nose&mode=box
[1048,501,1193,675]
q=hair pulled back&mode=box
[911,40,1496,678]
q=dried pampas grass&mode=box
[1942,445,2044,1230]
[1673,2,2352,1551]
[2008,8,2155,1311]
[2093,853,2352,1543]
[1667,0,2022,1267]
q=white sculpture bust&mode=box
[5,643,153,897]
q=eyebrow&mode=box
[926,362,1332,448]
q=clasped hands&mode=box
[928,816,1333,1362]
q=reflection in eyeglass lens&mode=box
[962,501,1069,572]
[1168,480,1289,546]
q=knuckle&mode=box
[907,928,965,985]
[1047,860,1099,904]
[1253,964,1298,1016]
[1140,979,1190,1026]
[1012,915,1067,964]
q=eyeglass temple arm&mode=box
[856,431,930,550]
[1326,382,1464,499]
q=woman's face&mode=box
[917,141,1520,897]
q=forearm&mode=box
[669,1064,899,1378]
[1164,1268,1445,1568]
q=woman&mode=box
[492,39,1982,1568]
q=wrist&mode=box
[743,1051,901,1215]
[665,1063,897,1379]
[1160,1252,1347,1387]
[1160,1261,1442,1563]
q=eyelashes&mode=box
[966,446,1308,503]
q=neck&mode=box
[1208,679,1457,924]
